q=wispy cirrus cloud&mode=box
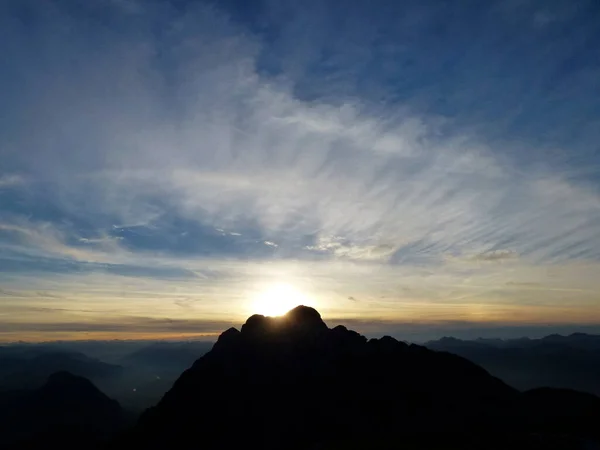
[0,0,599,340]
[0,174,25,188]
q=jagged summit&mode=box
[283,305,326,327]
[213,306,328,353]
[238,305,328,337]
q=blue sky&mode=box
[1,0,599,342]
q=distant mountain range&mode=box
[2,311,600,449]
[111,340,214,412]
[121,340,214,373]
[0,346,123,390]
[0,341,213,412]
[425,333,600,396]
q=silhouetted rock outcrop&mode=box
[127,306,534,449]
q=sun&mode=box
[251,283,314,317]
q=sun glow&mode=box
[251,283,314,316]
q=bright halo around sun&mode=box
[252,283,314,316]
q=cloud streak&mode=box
[0,0,599,340]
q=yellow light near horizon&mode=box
[252,283,314,317]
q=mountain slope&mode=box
[0,371,125,449]
[126,306,523,449]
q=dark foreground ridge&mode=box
[121,306,600,449]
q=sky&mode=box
[1,0,600,342]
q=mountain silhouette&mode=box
[123,306,597,449]
[1,308,598,449]
[0,371,125,449]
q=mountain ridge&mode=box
[426,333,600,396]
[2,308,600,449]
[125,306,536,449]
